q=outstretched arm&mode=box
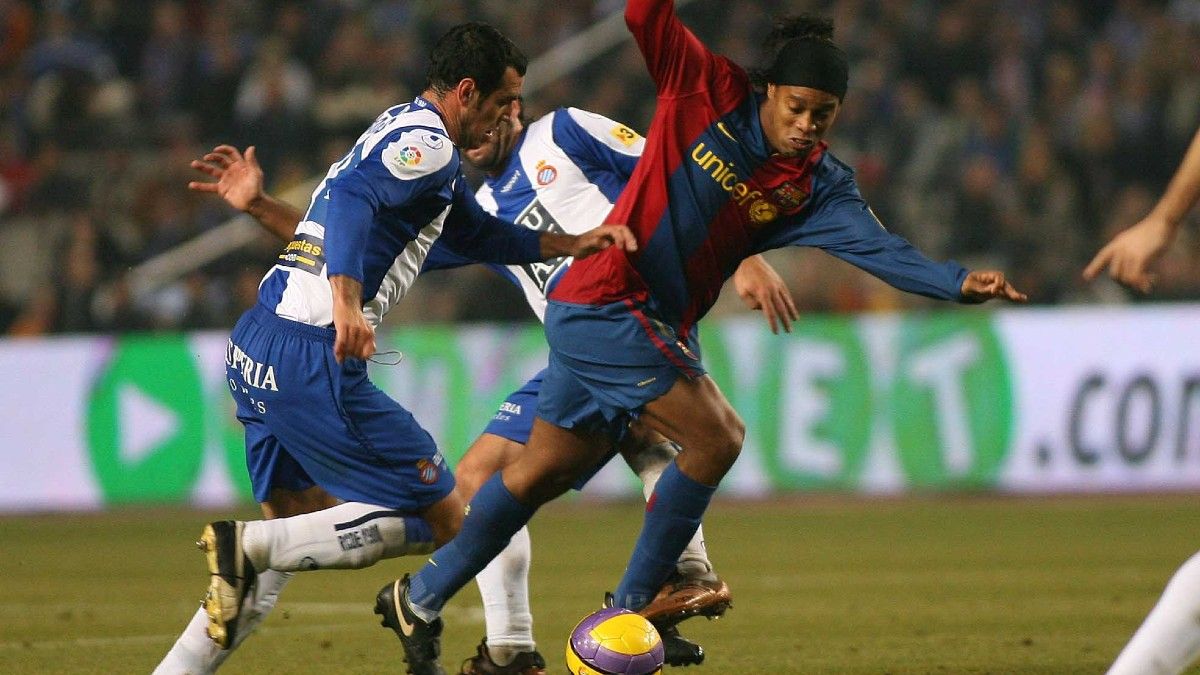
[189,145,303,242]
[443,178,637,264]
[768,175,1030,305]
[732,255,799,334]
[1083,128,1200,293]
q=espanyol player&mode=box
[382,2,1029,672]
[152,22,633,675]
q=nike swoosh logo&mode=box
[637,377,657,387]
[717,122,737,141]
[395,584,416,637]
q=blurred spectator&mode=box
[2,0,1200,335]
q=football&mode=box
[565,607,664,675]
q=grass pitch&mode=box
[1,494,1198,674]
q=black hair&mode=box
[750,15,842,90]
[425,22,529,97]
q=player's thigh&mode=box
[503,417,613,505]
[640,374,744,481]
[260,485,339,519]
[267,359,454,512]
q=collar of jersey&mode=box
[413,95,448,127]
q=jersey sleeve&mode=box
[324,127,455,281]
[624,0,716,96]
[420,240,476,272]
[766,179,969,302]
[437,176,543,264]
[551,108,643,201]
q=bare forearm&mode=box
[329,274,364,312]
[1150,128,1200,230]
[246,194,304,242]
[538,231,577,258]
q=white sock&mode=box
[153,570,292,674]
[474,525,535,664]
[241,502,435,572]
[1108,550,1200,675]
[629,441,716,581]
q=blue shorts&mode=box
[482,369,546,445]
[225,304,453,509]
[483,367,619,490]
[538,298,705,437]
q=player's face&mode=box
[760,85,841,158]
[464,100,525,175]
[460,66,523,151]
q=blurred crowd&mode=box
[1,0,1199,335]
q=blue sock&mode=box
[407,474,535,615]
[614,460,716,610]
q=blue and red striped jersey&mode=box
[550,0,967,336]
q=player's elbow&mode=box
[624,0,655,33]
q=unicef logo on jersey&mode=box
[535,160,557,186]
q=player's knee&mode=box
[453,460,491,503]
[424,493,465,547]
[708,414,745,470]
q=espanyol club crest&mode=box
[535,160,558,186]
[772,181,808,211]
[416,458,439,484]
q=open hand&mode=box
[732,255,798,334]
[189,145,265,213]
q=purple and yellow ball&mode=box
[565,607,664,675]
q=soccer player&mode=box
[171,98,792,674]
[1084,126,1200,675]
[152,22,634,675]
[377,2,1028,672]
[434,100,793,673]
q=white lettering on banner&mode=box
[225,339,279,392]
[780,339,844,476]
[906,335,979,476]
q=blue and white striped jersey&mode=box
[258,96,542,328]
[425,107,645,321]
